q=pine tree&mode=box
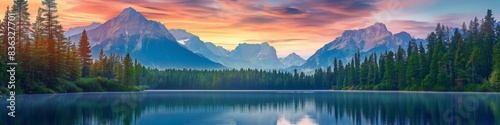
[469,17,480,40]
[395,46,407,89]
[135,59,143,86]
[381,51,396,89]
[1,6,10,55]
[489,34,500,91]
[0,9,5,89]
[326,66,332,88]
[0,7,4,86]
[123,53,136,86]
[0,53,5,90]
[94,49,107,77]
[354,50,361,86]
[426,32,437,70]
[113,53,124,83]
[481,9,496,80]
[467,46,488,84]
[42,0,65,84]
[360,56,369,87]
[105,53,117,79]
[454,30,467,86]
[379,52,386,84]
[462,22,469,38]
[490,36,500,91]
[406,39,420,89]
[12,0,32,59]
[481,9,496,41]
[78,30,92,77]
[422,27,447,90]
[333,58,338,88]
[436,28,449,89]
[369,53,378,86]
[31,7,50,82]
[0,10,3,49]
[68,43,81,80]
[0,14,2,40]
[337,60,344,89]
[419,42,427,80]
[496,25,500,45]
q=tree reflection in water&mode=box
[1,91,498,125]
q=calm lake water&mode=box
[1,90,499,125]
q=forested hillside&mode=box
[0,0,143,94]
[144,10,500,92]
[0,0,499,94]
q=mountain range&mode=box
[170,29,298,69]
[300,23,427,70]
[68,7,224,69]
[64,22,102,37]
[65,7,428,70]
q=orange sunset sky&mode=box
[1,0,499,58]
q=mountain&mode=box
[169,29,284,69]
[229,42,284,69]
[205,42,230,57]
[69,7,224,69]
[280,53,306,68]
[169,29,195,45]
[394,31,428,47]
[64,22,101,37]
[301,23,425,70]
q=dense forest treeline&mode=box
[0,0,144,94]
[145,10,500,92]
[0,0,499,94]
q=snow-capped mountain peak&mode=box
[117,7,147,21]
[281,52,306,68]
[328,23,394,52]
[301,23,425,70]
[68,7,224,69]
[76,7,176,46]
[169,29,197,45]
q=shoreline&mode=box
[3,89,499,96]
[145,89,500,94]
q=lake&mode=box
[1,90,499,125]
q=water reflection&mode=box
[1,91,499,125]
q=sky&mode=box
[1,0,499,59]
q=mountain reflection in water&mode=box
[1,90,499,125]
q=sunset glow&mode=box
[1,0,498,58]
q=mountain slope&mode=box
[69,7,224,69]
[229,42,284,69]
[170,29,284,69]
[280,53,306,68]
[394,31,428,48]
[64,22,101,37]
[301,23,424,70]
